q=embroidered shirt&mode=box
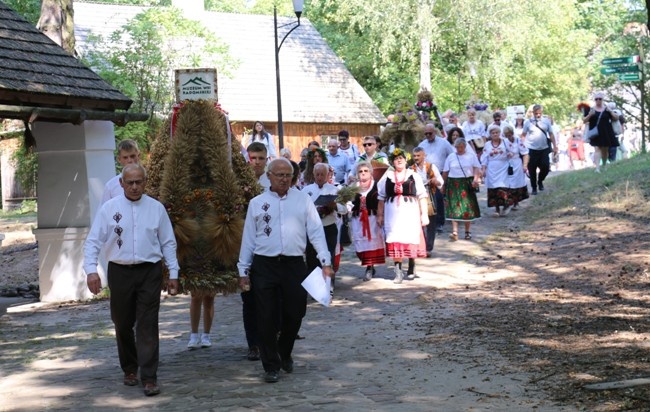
[237,188,331,277]
[83,194,180,279]
[303,182,347,226]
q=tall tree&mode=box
[36,0,75,54]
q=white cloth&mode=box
[302,182,346,227]
[417,138,455,171]
[83,194,180,279]
[244,133,277,159]
[377,169,426,246]
[506,137,529,189]
[237,189,331,277]
[258,173,271,191]
[443,151,481,178]
[101,174,122,205]
[461,120,486,142]
[522,117,553,150]
[480,139,512,189]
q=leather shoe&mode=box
[247,346,260,361]
[281,358,294,373]
[264,370,279,383]
[143,382,160,396]
[531,189,538,195]
[123,373,138,386]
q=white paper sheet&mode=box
[301,267,331,307]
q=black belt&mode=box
[255,254,302,262]
[109,261,157,268]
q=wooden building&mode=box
[0,0,146,301]
[73,1,386,159]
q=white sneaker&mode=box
[187,333,201,350]
[200,333,212,348]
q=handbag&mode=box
[507,163,514,176]
[586,111,603,141]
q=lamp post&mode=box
[274,0,304,150]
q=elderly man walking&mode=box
[238,158,333,383]
[84,164,179,397]
[521,104,557,195]
[326,138,351,185]
[417,123,454,233]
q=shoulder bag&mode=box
[456,154,479,193]
[587,111,602,141]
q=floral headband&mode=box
[307,147,327,160]
[388,148,410,162]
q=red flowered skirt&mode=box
[444,177,481,221]
[487,187,513,208]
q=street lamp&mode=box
[274,0,304,150]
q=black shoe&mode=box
[247,346,260,361]
[264,370,279,383]
[143,382,160,396]
[531,189,538,195]
[538,182,544,191]
[281,357,294,373]
[436,226,443,234]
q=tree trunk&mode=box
[420,35,431,91]
[36,0,75,55]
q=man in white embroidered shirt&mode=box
[238,158,333,384]
[84,164,179,397]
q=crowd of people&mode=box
[81,92,634,393]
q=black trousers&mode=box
[250,254,308,372]
[527,148,550,190]
[305,223,338,274]
[107,261,162,384]
[241,290,258,350]
[434,187,445,228]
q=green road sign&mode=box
[618,73,641,82]
[602,55,640,65]
[601,65,640,75]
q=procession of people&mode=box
[82,91,631,391]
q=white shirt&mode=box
[417,138,455,171]
[462,120,486,142]
[258,173,271,191]
[443,151,481,178]
[83,194,180,279]
[339,144,360,164]
[245,133,277,159]
[101,174,122,204]
[522,117,553,150]
[237,189,331,277]
[303,182,346,226]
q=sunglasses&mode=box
[363,143,375,146]
[595,98,603,100]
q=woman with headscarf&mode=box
[348,161,386,281]
[503,125,529,210]
[583,92,620,173]
[442,138,481,241]
[377,148,428,284]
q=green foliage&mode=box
[205,0,297,15]
[3,0,41,23]
[81,7,237,117]
[10,138,38,193]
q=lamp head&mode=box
[293,0,304,18]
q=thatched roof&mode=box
[0,0,132,112]
[73,1,385,125]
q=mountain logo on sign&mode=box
[182,77,211,87]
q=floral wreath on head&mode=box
[388,148,411,163]
[307,147,328,161]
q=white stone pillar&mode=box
[31,121,116,302]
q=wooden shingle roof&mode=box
[73,2,385,124]
[0,0,132,111]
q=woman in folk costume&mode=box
[347,161,385,282]
[377,148,429,284]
